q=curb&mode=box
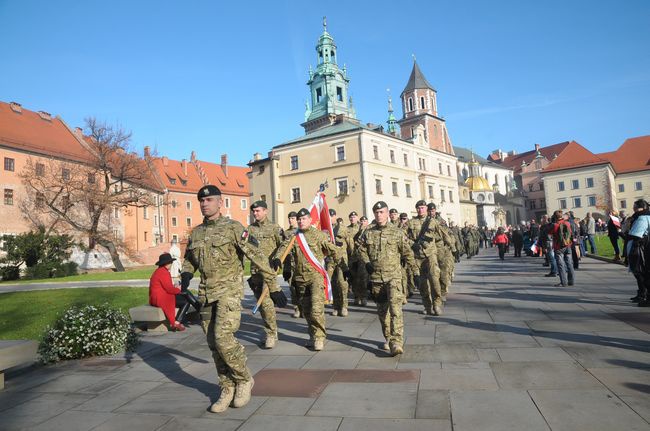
[585,253,626,266]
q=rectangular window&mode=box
[392,181,398,196]
[405,183,412,198]
[4,188,13,205]
[635,181,643,191]
[154,215,158,226]
[559,198,567,209]
[259,165,265,174]
[571,179,579,190]
[449,190,454,203]
[530,200,536,209]
[35,163,45,177]
[186,201,191,210]
[418,157,426,170]
[528,184,534,192]
[143,206,149,219]
[573,197,582,208]
[375,179,382,194]
[240,199,247,210]
[428,185,434,199]
[558,181,565,192]
[172,234,179,242]
[172,217,177,227]
[160,215,163,226]
[619,184,625,193]
[620,200,627,209]
[291,187,301,203]
[373,145,379,160]
[539,182,544,191]
[113,207,119,218]
[4,157,14,171]
[337,179,348,196]
[390,150,395,164]
[336,86,343,102]
[336,145,345,161]
[224,197,230,208]
[438,163,443,174]
[588,196,596,207]
[447,165,451,176]
[403,153,408,167]
[144,231,148,242]
[186,217,192,227]
[316,87,322,103]
[586,177,594,188]
[62,168,70,181]
[290,155,299,170]
[540,199,546,208]
[440,189,446,202]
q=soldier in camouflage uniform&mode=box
[358,201,416,356]
[449,221,464,263]
[329,209,350,317]
[428,203,456,302]
[283,211,302,318]
[408,200,441,315]
[246,200,284,349]
[274,208,346,351]
[180,185,287,413]
[389,208,408,303]
[389,208,400,225]
[462,222,474,259]
[400,212,417,297]
[346,211,367,306]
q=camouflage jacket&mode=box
[274,226,345,283]
[182,215,278,304]
[357,223,416,283]
[247,217,283,275]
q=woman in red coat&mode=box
[149,253,185,331]
[492,228,509,261]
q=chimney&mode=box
[253,152,262,161]
[144,146,150,157]
[73,127,83,137]
[38,111,52,121]
[162,156,168,166]
[221,154,228,176]
[9,102,22,113]
[534,143,540,152]
[190,151,197,163]
[181,159,188,176]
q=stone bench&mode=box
[129,305,168,332]
[0,340,38,390]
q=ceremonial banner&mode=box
[308,192,335,242]
[295,231,333,302]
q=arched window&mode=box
[420,97,425,109]
[408,98,413,111]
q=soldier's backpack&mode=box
[557,222,573,248]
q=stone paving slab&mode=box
[419,368,499,390]
[339,417,452,431]
[91,413,172,431]
[491,361,605,390]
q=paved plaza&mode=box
[2,249,650,431]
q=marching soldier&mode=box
[400,212,417,297]
[358,201,416,356]
[347,211,367,306]
[247,200,284,349]
[274,208,346,351]
[283,211,302,318]
[427,203,456,302]
[180,185,287,413]
[329,209,350,317]
[408,200,441,315]
[389,208,400,225]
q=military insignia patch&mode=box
[241,230,249,241]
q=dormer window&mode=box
[170,178,176,185]
[316,87,322,103]
[336,87,343,102]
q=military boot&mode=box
[433,304,443,316]
[232,378,254,408]
[331,309,339,316]
[264,333,277,349]
[304,337,314,348]
[209,386,235,413]
[340,308,349,317]
[313,339,324,351]
[390,344,404,356]
[292,307,301,318]
[381,342,390,351]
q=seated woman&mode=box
[149,253,185,331]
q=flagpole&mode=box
[252,235,296,314]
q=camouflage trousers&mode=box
[289,282,303,314]
[349,261,368,302]
[437,247,454,296]
[419,255,443,310]
[248,273,277,337]
[370,279,405,347]
[294,273,327,341]
[200,293,251,389]
[331,265,349,312]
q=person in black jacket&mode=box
[608,210,622,261]
[512,226,524,257]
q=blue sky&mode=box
[1,0,649,166]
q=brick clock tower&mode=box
[398,61,454,155]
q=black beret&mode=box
[197,185,221,199]
[349,211,358,217]
[296,208,310,218]
[360,216,368,221]
[250,200,267,210]
[389,208,398,214]
[400,212,408,219]
[415,199,427,208]
[288,211,298,218]
[427,202,437,210]
[372,201,388,211]
[329,208,336,216]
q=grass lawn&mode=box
[0,286,150,340]
[589,234,623,259]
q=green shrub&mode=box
[24,261,79,279]
[0,266,20,281]
[1,229,77,280]
[38,303,139,363]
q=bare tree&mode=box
[20,117,159,271]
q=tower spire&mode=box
[386,88,397,135]
[323,16,327,32]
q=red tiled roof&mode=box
[543,141,609,173]
[196,159,249,196]
[0,101,93,163]
[150,157,204,193]
[599,135,650,174]
[498,141,572,175]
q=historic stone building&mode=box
[248,20,461,222]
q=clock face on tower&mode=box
[475,193,485,203]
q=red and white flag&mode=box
[530,240,539,255]
[610,215,621,228]
[308,192,335,242]
[295,231,333,302]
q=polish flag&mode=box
[530,240,539,255]
[308,192,335,242]
[610,215,621,228]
